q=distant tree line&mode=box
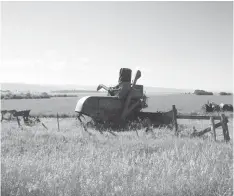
[51,90,101,93]
[1,92,78,100]
[1,92,51,100]
[193,89,232,96]
[52,94,77,98]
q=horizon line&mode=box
[1,82,233,93]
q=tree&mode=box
[194,89,213,95]
[41,92,50,98]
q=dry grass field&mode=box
[1,93,233,196]
[1,118,233,196]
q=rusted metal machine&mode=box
[1,109,48,129]
[75,68,174,131]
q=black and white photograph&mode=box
[1,1,233,196]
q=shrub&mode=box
[25,92,32,99]
[219,92,232,95]
[194,90,213,95]
[40,92,51,99]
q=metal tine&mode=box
[85,119,104,135]
[98,128,104,135]
[27,116,48,130]
[107,129,117,136]
[76,113,87,125]
[77,116,87,131]
[80,113,86,121]
[93,124,104,134]
[135,129,139,137]
[94,122,104,135]
[41,122,48,130]
[35,117,48,130]
[77,116,92,136]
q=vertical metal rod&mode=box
[172,105,178,136]
[57,113,60,131]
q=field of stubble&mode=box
[1,118,233,196]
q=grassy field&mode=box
[1,119,233,196]
[1,94,233,195]
[1,94,233,116]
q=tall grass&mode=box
[1,119,233,196]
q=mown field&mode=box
[1,119,233,196]
[1,93,233,116]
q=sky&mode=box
[1,1,233,92]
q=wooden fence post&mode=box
[210,117,216,141]
[16,116,20,127]
[221,114,230,142]
[225,119,230,142]
[57,113,60,131]
[172,105,178,136]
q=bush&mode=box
[12,94,24,99]
[40,92,51,99]
[25,92,31,99]
[2,93,13,99]
[194,90,213,95]
[219,92,232,95]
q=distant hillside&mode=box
[0,83,96,93]
[144,86,192,94]
[51,90,102,93]
[1,83,192,94]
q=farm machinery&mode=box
[75,68,174,131]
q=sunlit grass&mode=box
[1,119,233,196]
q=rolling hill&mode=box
[1,83,193,94]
